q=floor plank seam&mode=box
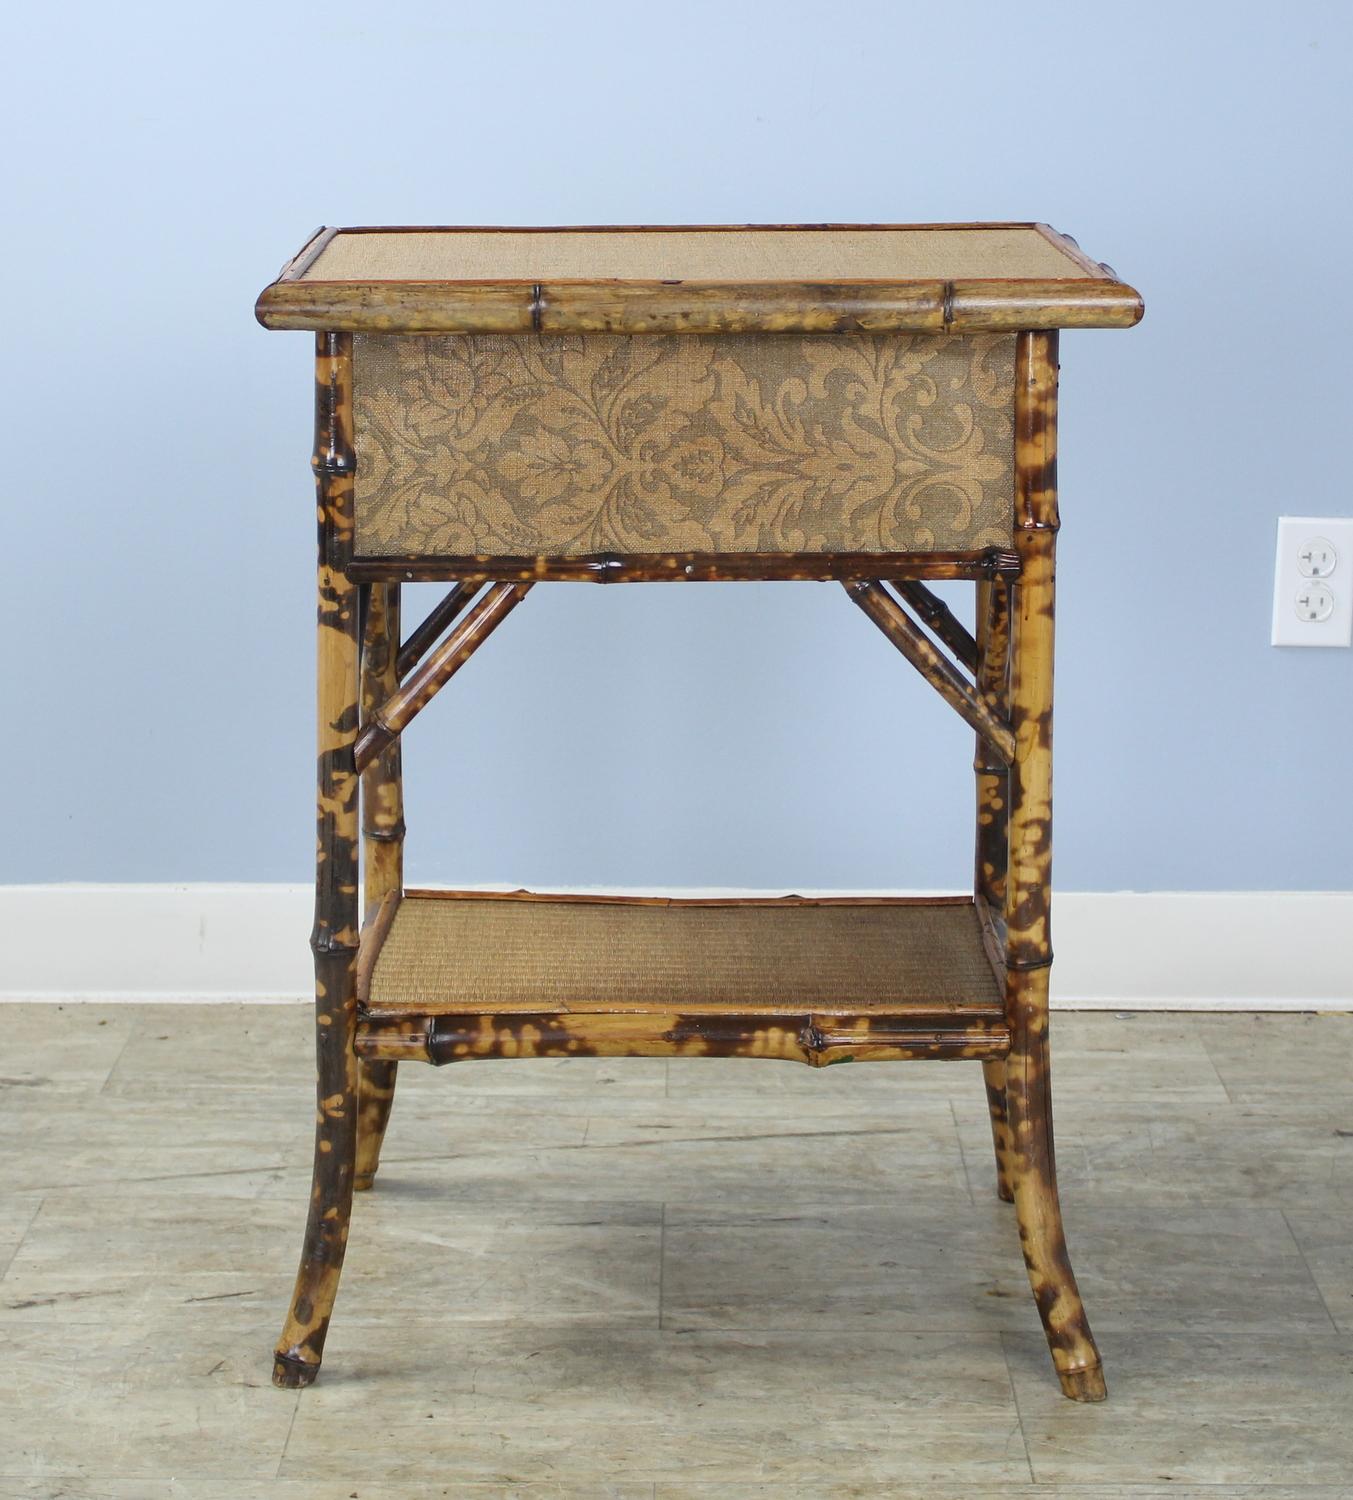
[1279,1205,1342,1335]
[274,1381,303,1479]
[950,1095,980,1205]
[94,1016,142,1097]
[1000,1329,1040,1486]
[0,1195,44,1283]
[657,1200,666,1333]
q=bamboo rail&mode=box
[395,581,481,679]
[353,582,532,773]
[354,1010,1011,1067]
[892,580,979,672]
[846,581,1015,763]
[347,548,1022,585]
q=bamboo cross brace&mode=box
[891,580,979,673]
[396,582,482,679]
[846,580,1015,763]
[354,582,532,773]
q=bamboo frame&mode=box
[273,333,361,1389]
[974,575,1014,1203]
[355,1009,1009,1067]
[845,580,1015,764]
[974,576,1013,926]
[395,581,480,678]
[892,580,979,673]
[265,228,1136,1401]
[355,581,403,1191]
[354,1054,398,1192]
[360,583,404,904]
[347,548,1021,585]
[981,1059,1015,1202]
[256,223,1143,334]
[1001,331,1104,1402]
[353,582,532,773]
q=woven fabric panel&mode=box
[365,896,1000,1015]
[309,227,1092,283]
[352,333,1016,556]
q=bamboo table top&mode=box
[256,223,1143,335]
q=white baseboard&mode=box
[0,884,1348,1010]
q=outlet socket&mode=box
[1271,516,1353,647]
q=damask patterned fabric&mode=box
[351,333,1016,557]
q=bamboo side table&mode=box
[256,224,1142,1400]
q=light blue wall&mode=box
[5,1,1350,891]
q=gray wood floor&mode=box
[3,1003,1352,1498]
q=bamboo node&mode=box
[1005,953,1054,972]
[312,453,356,476]
[799,1020,826,1055]
[309,930,361,958]
[361,820,407,843]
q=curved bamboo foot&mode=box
[272,943,359,1389]
[981,1059,1015,1202]
[354,1059,398,1191]
[272,1351,321,1389]
[273,1119,355,1387]
[1058,1362,1107,1402]
[1006,995,1105,1401]
[272,1126,356,1387]
[273,1081,356,1384]
[1010,1130,1104,1400]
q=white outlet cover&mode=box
[1271,516,1353,647]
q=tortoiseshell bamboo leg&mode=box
[354,1059,398,1190]
[981,1059,1015,1202]
[1007,966,1104,1400]
[974,577,1011,914]
[974,577,1013,1201]
[1004,333,1104,1402]
[273,334,361,1389]
[356,581,404,1191]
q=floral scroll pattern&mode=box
[351,333,1016,557]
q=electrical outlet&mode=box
[1271,516,1353,647]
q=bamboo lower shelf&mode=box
[354,890,1009,1067]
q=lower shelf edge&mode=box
[354,1009,1010,1067]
